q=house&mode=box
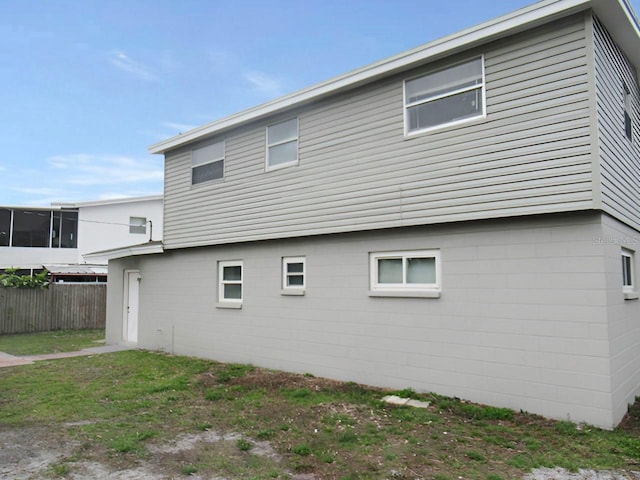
[105,0,640,429]
[0,195,163,282]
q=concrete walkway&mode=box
[0,344,133,368]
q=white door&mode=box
[124,270,140,344]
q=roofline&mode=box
[148,0,640,155]
[52,194,163,208]
[83,241,164,261]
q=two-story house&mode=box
[0,195,163,281]
[105,0,640,428]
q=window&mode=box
[404,57,485,135]
[369,250,441,297]
[0,209,11,247]
[52,210,78,248]
[624,82,633,142]
[192,140,224,184]
[218,260,242,305]
[282,256,305,295]
[267,118,298,170]
[11,210,51,247]
[129,217,147,235]
[622,249,634,293]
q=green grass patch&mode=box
[1,350,640,479]
[0,329,105,356]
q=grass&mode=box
[0,329,105,356]
[1,347,640,479]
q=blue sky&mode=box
[1,0,639,206]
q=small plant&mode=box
[50,462,71,476]
[467,450,486,462]
[292,444,312,456]
[182,465,198,475]
[236,438,252,451]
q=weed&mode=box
[486,475,504,480]
[292,444,312,456]
[216,363,255,383]
[237,438,252,451]
[182,465,198,475]
[255,428,275,440]
[467,450,486,462]
[50,462,71,476]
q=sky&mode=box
[1,0,639,207]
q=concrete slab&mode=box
[0,344,134,368]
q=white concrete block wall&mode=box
[107,212,634,428]
[601,214,640,425]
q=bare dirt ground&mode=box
[2,424,639,480]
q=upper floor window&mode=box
[1,208,78,249]
[129,217,147,235]
[624,82,633,142]
[192,140,224,185]
[0,209,10,247]
[266,118,298,171]
[404,57,485,135]
[51,210,78,248]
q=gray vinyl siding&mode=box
[163,14,594,250]
[593,16,640,231]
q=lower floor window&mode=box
[622,249,634,292]
[219,260,242,302]
[370,250,440,295]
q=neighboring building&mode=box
[106,0,640,428]
[0,195,163,281]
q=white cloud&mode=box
[108,51,158,81]
[47,154,163,185]
[244,71,284,97]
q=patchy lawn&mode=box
[0,350,639,479]
[0,329,105,356]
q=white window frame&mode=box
[192,140,225,185]
[403,56,485,136]
[369,250,441,298]
[129,217,147,235]
[282,256,305,295]
[622,249,637,299]
[624,82,633,142]
[217,260,243,308]
[266,118,299,171]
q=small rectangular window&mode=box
[129,217,147,234]
[192,140,224,185]
[622,249,634,292]
[282,256,305,294]
[369,250,441,297]
[624,82,633,142]
[219,260,243,304]
[267,118,298,171]
[404,57,485,135]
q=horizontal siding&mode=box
[164,14,594,249]
[593,16,640,231]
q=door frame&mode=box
[123,269,141,344]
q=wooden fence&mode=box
[0,284,106,334]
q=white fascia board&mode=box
[149,0,596,155]
[52,194,163,209]
[83,242,164,261]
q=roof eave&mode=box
[149,0,639,155]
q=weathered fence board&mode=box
[0,284,106,334]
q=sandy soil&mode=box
[2,424,639,480]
